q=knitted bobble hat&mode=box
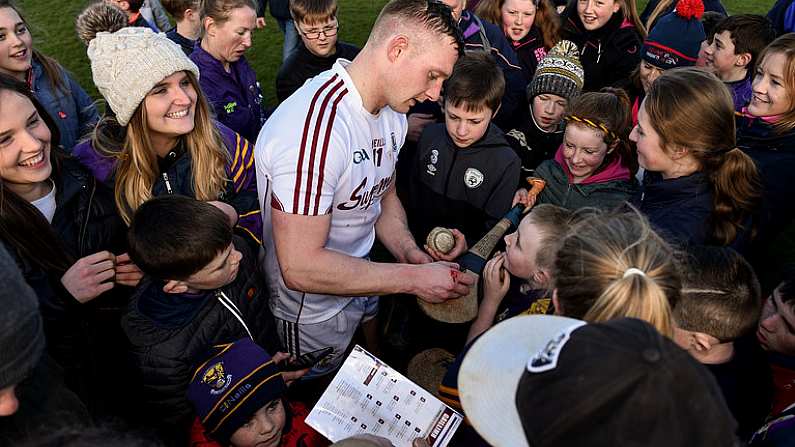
[87,27,200,126]
[527,40,585,102]
[0,244,45,389]
[642,0,706,69]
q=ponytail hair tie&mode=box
[623,268,646,278]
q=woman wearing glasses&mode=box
[191,0,264,143]
[275,0,360,103]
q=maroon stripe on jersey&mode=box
[302,79,345,215]
[292,74,339,214]
[312,88,349,215]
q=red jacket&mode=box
[189,401,329,447]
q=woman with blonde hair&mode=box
[73,27,261,246]
[630,67,760,252]
[737,33,795,243]
[552,208,680,337]
[475,0,561,76]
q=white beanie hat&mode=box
[88,27,200,126]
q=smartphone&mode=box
[282,347,334,371]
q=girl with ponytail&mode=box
[630,67,760,251]
[514,87,638,211]
[552,207,681,337]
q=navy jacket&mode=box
[405,122,521,245]
[122,237,280,440]
[768,0,795,36]
[736,115,795,241]
[30,59,98,153]
[561,5,642,92]
[634,171,713,247]
[459,10,529,130]
[190,44,265,144]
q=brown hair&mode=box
[202,0,256,26]
[675,246,761,342]
[0,1,69,96]
[756,33,795,134]
[565,87,636,173]
[75,1,128,46]
[475,0,561,49]
[0,75,72,275]
[162,0,202,21]
[713,14,776,70]
[91,71,229,224]
[616,0,647,38]
[128,195,232,280]
[444,51,505,113]
[553,208,680,338]
[290,0,338,26]
[644,67,761,246]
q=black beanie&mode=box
[0,244,45,388]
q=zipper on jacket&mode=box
[162,172,173,195]
[79,179,97,257]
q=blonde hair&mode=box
[92,71,229,224]
[617,0,647,38]
[553,208,680,337]
[645,67,761,246]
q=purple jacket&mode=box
[190,44,265,144]
[72,122,262,246]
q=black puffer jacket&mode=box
[2,157,129,415]
[561,6,642,91]
[121,237,280,444]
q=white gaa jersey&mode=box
[255,60,407,324]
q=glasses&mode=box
[298,23,339,40]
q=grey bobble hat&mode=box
[0,244,45,389]
[88,27,200,126]
[527,40,585,102]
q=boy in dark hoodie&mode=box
[122,195,279,444]
[404,52,521,246]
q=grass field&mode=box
[17,0,773,106]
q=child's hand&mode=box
[482,252,510,307]
[424,228,467,261]
[114,253,143,287]
[61,251,116,303]
[512,188,537,209]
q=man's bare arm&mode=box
[271,209,472,302]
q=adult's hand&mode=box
[425,228,467,261]
[61,251,116,303]
[406,113,436,143]
[208,200,238,226]
[114,253,143,287]
[413,261,474,303]
[256,17,267,28]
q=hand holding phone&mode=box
[281,347,334,371]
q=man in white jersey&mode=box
[255,0,471,376]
